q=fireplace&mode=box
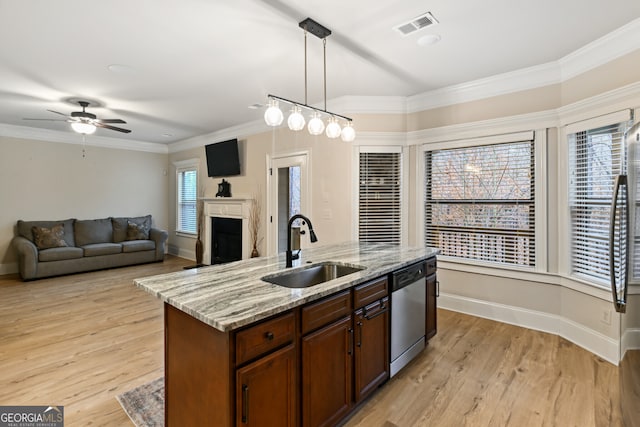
[201,197,253,265]
[211,217,242,264]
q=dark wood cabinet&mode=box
[301,315,353,427]
[236,344,297,427]
[164,263,433,427]
[354,296,389,402]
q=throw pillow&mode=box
[126,221,150,240]
[32,224,68,250]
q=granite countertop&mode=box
[134,242,439,332]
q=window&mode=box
[358,149,402,244]
[424,139,535,266]
[176,160,198,235]
[568,117,630,284]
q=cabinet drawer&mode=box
[353,277,388,309]
[236,311,295,365]
[426,257,437,276]
[361,296,389,320]
[301,290,351,335]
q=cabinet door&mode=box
[302,316,352,427]
[354,297,389,402]
[426,273,437,340]
[236,344,296,427]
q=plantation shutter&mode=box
[178,168,198,234]
[567,110,632,284]
[424,138,535,266]
[359,150,402,244]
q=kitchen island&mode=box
[135,242,439,426]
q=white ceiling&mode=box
[1,0,639,144]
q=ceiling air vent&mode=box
[394,12,439,36]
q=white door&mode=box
[267,153,309,256]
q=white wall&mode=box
[0,135,169,273]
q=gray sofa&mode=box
[12,215,168,280]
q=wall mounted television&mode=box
[205,139,241,177]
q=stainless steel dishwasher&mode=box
[390,261,426,377]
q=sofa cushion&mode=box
[32,224,68,250]
[126,221,150,240]
[82,243,123,257]
[18,218,76,247]
[121,240,155,253]
[38,246,84,262]
[112,215,152,243]
[75,218,113,246]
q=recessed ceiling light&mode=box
[417,34,441,46]
[162,133,173,138]
[248,103,263,110]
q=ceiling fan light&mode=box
[341,122,356,142]
[325,118,341,139]
[308,113,325,136]
[264,99,284,127]
[287,106,306,131]
[71,121,97,135]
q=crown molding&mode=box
[405,18,640,114]
[560,18,640,81]
[167,18,640,153]
[407,61,562,113]
[0,123,168,154]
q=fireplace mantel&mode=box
[201,197,253,265]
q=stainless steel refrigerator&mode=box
[610,120,640,427]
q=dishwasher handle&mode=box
[391,262,426,291]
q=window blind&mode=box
[568,121,628,284]
[359,152,402,244]
[424,140,535,266]
[178,168,198,234]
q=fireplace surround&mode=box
[201,197,252,265]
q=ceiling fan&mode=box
[24,100,131,134]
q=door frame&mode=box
[266,151,311,256]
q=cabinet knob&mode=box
[265,331,274,341]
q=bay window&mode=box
[424,135,536,267]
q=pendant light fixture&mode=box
[264,17,355,142]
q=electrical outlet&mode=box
[601,309,611,325]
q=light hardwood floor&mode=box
[0,257,627,426]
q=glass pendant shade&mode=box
[325,118,341,139]
[71,121,97,135]
[307,113,325,135]
[340,122,356,142]
[287,106,306,131]
[264,100,284,126]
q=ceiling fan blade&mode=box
[46,109,70,118]
[97,119,126,124]
[22,118,68,122]
[95,123,132,133]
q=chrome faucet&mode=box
[286,214,318,268]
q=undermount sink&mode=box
[262,262,365,288]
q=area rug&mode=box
[116,377,164,427]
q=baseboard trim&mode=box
[439,293,620,365]
[622,328,640,359]
[0,262,18,276]
[167,245,195,261]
